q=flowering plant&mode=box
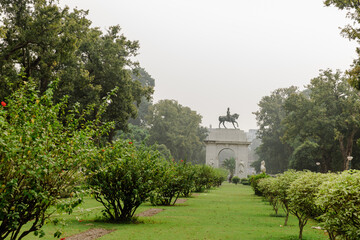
[0,80,111,239]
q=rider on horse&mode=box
[219,108,239,129]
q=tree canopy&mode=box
[283,70,360,172]
[146,99,207,164]
[0,0,153,141]
[254,70,360,173]
[253,87,297,174]
[325,0,360,90]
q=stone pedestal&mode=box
[205,129,251,179]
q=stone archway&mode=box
[205,129,251,178]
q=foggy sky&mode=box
[60,0,357,131]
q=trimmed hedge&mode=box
[253,170,360,240]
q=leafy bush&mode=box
[213,168,228,187]
[249,173,270,196]
[251,170,360,239]
[193,165,217,192]
[0,81,105,240]
[316,170,360,240]
[258,177,279,215]
[240,178,250,185]
[178,161,197,197]
[287,171,333,239]
[87,140,163,222]
[150,161,180,206]
[151,160,194,205]
[231,176,240,185]
[274,170,301,226]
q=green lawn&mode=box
[26,183,327,240]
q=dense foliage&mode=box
[284,70,360,172]
[253,87,297,174]
[231,176,240,185]
[151,160,195,206]
[317,170,360,240]
[0,0,152,141]
[287,172,334,239]
[254,170,360,240]
[324,0,360,90]
[249,173,270,196]
[192,165,226,192]
[86,140,163,222]
[0,80,107,240]
[147,100,208,164]
[255,70,360,173]
[257,177,279,215]
[273,170,301,226]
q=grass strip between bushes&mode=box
[24,183,327,240]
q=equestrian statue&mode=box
[218,107,239,129]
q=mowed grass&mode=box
[25,183,327,240]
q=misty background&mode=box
[59,0,357,131]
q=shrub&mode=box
[258,177,279,215]
[193,165,217,192]
[274,169,301,226]
[151,160,194,205]
[178,161,196,197]
[240,178,250,185]
[87,140,163,222]
[316,170,360,240]
[150,161,180,206]
[0,80,105,240]
[213,168,228,187]
[249,173,270,196]
[231,176,240,185]
[287,171,333,240]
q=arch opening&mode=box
[218,148,235,168]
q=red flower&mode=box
[60,238,65,240]
[180,160,184,162]
[101,149,105,152]
[1,101,6,107]
[129,142,133,144]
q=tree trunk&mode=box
[299,223,304,240]
[284,211,289,226]
[108,128,115,143]
[338,129,357,170]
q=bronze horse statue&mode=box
[219,113,239,129]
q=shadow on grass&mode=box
[269,213,286,218]
[93,216,146,225]
[277,236,317,240]
[278,236,300,240]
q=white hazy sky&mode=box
[60,0,357,131]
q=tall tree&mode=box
[324,0,360,90]
[282,91,336,172]
[253,87,297,174]
[146,99,207,164]
[76,26,152,141]
[0,0,91,96]
[128,67,155,126]
[283,70,360,171]
[0,0,153,140]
